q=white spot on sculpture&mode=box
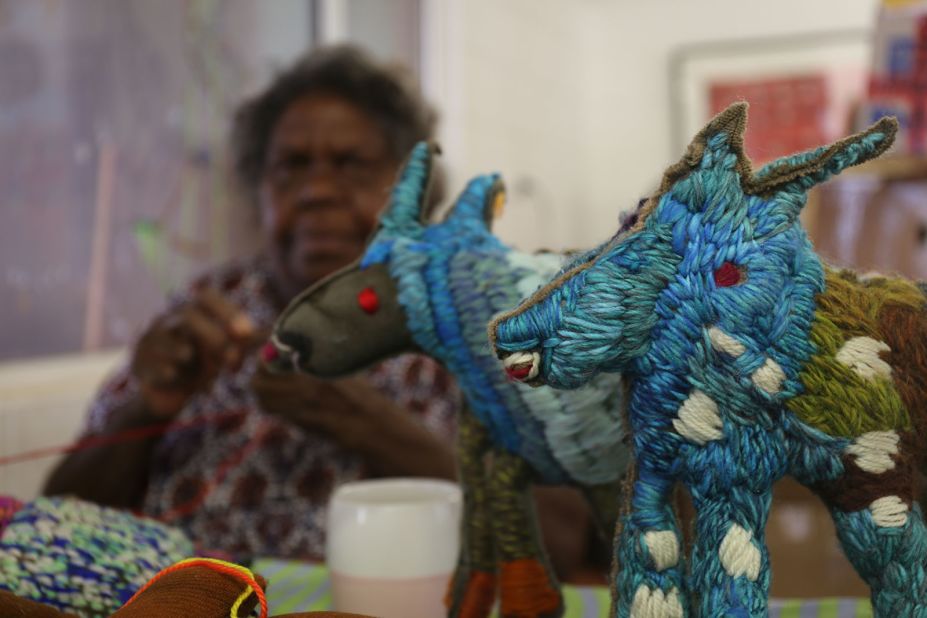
[836,336,892,380]
[672,390,724,445]
[644,530,679,571]
[870,495,908,528]
[630,585,684,618]
[708,326,746,357]
[752,357,785,394]
[719,523,761,581]
[845,431,900,474]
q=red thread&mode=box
[121,559,267,618]
[357,287,380,314]
[0,409,266,527]
[714,262,742,287]
[0,410,247,467]
[159,421,273,522]
[506,365,532,381]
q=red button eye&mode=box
[713,262,742,288]
[357,287,380,314]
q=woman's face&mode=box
[259,94,399,300]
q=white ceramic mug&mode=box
[326,478,462,618]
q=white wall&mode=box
[423,0,593,251]
[424,0,880,252]
[0,349,124,499]
[578,0,879,249]
[252,0,313,80]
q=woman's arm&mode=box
[251,366,458,480]
[45,287,258,507]
[43,394,163,508]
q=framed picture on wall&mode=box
[669,30,872,166]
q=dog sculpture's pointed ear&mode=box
[379,141,440,235]
[443,175,505,232]
[657,102,752,197]
[749,115,897,222]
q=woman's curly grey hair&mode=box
[231,44,437,205]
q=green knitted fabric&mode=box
[0,497,193,617]
[786,269,916,437]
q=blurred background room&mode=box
[1,0,924,601]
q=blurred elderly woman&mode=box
[45,45,596,578]
[44,46,459,559]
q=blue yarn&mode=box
[0,497,193,616]
[831,504,927,611]
[360,239,393,267]
[490,105,920,616]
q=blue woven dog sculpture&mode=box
[266,143,630,618]
[490,103,927,616]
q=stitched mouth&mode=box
[502,351,540,382]
[261,334,302,373]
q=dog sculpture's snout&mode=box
[261,332,312,372]
[501,351,540,382]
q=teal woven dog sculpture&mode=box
[490,103,927,616]
[265,144,630,618]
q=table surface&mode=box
[253,558,873,618]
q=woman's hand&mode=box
[250,365,385,448]
[132,288,256,418]
[251,362,456,480]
